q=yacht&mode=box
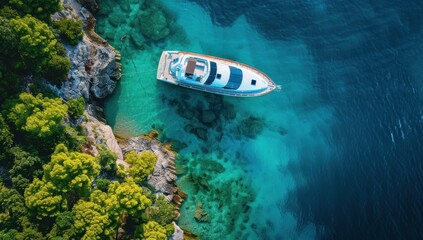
[157,51,280,97]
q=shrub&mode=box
[43,54,71,86]
[53,18,83,45]
[66,97,85,120]
[125,151,157,182]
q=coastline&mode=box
[55,0,187,239]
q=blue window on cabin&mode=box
[224,66,243,89]
[204,61,217,85]
[251,79,256,86]
[217,73,222,79]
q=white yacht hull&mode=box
[157,51,280,97]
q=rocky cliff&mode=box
[54,0,121,101]
[55,1,185,239]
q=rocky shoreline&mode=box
[54,1,186,239]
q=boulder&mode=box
[194,128,207,141]
[201,109,217,124]
[194,203,210,222]
[119,136,179,197]
[82,113,126,167]
[237,116,265,138]
[170,222,184,240]
[77,0,100,13]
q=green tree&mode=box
[10,15,58,73]
[8,93,68,139]
[43,54,70,86]
[43,144,100,196]
[141,221,167,240]
[146,195,176,226]
[9,0,61,22]
[47,211,76,239]
[0,16,18,56]
[95,178,111,192]
[66,97,85,120]
[0,115,13,163]
[9,146,44,193]
[105,178,151,224]
[53,18,83,45]
[24,178,64,219]
[0,183,27,228]
[125,151,157,183]
[0,61,20,102]
[73,200,114,240]
[97,146,117,176]
[0,6,20,19]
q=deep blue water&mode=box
[191,0,423,239]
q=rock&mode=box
[130,33,145,49]
[222,102,236,120]
[183,124,194,133]
[119,136,180,198]
[108,14,121,27]
[170,222,184,240]
[177,106,195,120]
[201,109,217,124]
[138,5,170,41]
[168,138,188,152]
[177,188,188,199]
[194,128,207,141]
[82,113,126,167]
[194,203,210,222]
[237,116,265,138]
[55,0,121,101]
[77,0,100,13]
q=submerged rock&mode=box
[201,109,217,124]
[194,128,208,141]
[194,203,210,222]
[237,116,265,138]
[138,5,170,40]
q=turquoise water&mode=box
[97,0,332,239]
[96,0,423,239]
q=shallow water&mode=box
[97,0,423,239]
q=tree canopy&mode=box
[8,93,68,139]
[24,178,64,219]
[10,15,58,73]
[43,144,100,196]
[125,151,157,183]
[8,0,61,22]
[53,18,83,45]
[141,221,167,240]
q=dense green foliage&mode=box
[7,92,85,154]
[97,145,118,176]
[44,144,100,196]
[125,151,157,182]
[9,146,44,192]
[8,0,61,22]
[53,18,83,45]
[0,115,13,162]
[0,2,177,239]
[8,93,67,138]
[146,195,176,225]
[66,97,85,120]
[141,221,167,240]
[44,54,71,86]
[73,199,113,239]
[95,178,111,192]
[10,16,58,73]
[24,178,64,219]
